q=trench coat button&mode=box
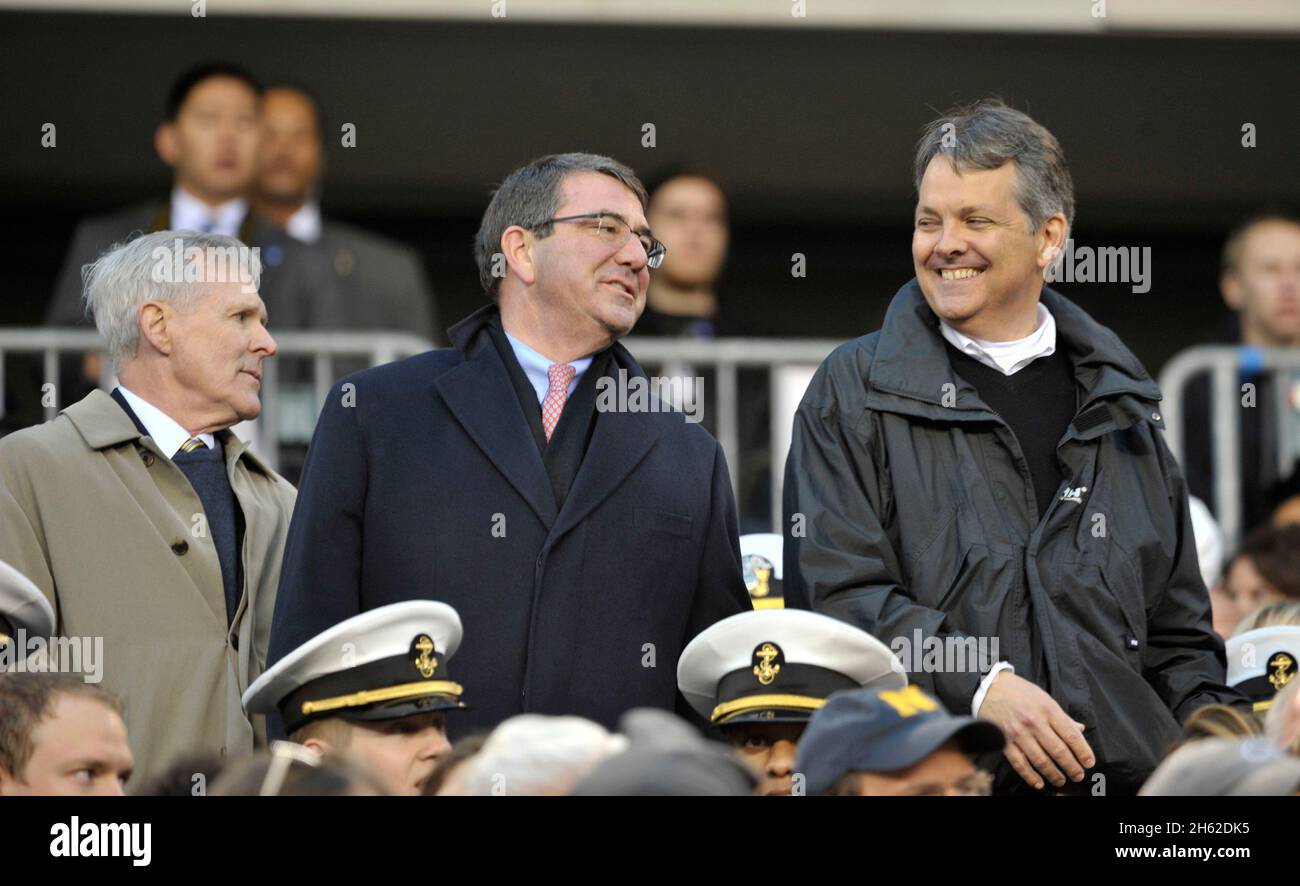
[171,540,189,556]
[1151,412,1161,421]
[141,451,156,467]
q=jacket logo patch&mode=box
[752,642,783,686]
[1060,485,1088,503]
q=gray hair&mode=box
[914,99,1075,235]
[473,152,648,300]
[82,230,262,371]
[458,714,628,796]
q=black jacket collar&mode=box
[868,278,1159,408]
[437,305,667,541]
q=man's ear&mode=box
[1221,271,1246,311]
[155,123,178,168]
[137,302,174,357]
[499,226,538,288]
[1035,214,1069,270]
[300,737,331,755]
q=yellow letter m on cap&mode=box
[879,685,938,718]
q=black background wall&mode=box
[2,11,1298,373]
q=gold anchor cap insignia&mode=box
[752,641,783,686]
[412,634,439,679]
[1268,651,1296,692]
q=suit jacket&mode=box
[45,200,322,329]
[288,219,439,343]
[0,390,297,786]
[267,305,748,735]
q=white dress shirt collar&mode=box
[284,201,322,244]
[117,386,216,458]
[939,302,1057,377]
[170,186,247,238]
[503,331,594,406]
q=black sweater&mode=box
[944,343,1079,521]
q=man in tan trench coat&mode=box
[0,230,295,788]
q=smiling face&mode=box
[725,721,804,796]
[913,157,1065,341]
[0,694,134,796]
[530,171,652,343]
[160,280,277,430]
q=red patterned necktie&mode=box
[541,363,577,441]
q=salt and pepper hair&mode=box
[81,230,261,371]
[458,714,628,796]
[473,152,648,300]
[914,98,1075,236]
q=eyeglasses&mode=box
[534,212,666,269]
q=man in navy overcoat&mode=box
[267,153,749,737]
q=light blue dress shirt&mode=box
[503,331,594,405]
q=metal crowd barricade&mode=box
[621,336,840,529]
[0,329,434,472]
[1,328,840,530]
[1158,345,1300,549]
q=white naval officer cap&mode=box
[243,601,466,734]
[1227,624,1300,713]
[676,608,908,727]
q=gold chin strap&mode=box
[301,680,463,716]
[712,693,826,724]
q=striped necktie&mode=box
[541,363,577,441]
[179,436,208,454]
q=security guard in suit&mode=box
[47,63,316,333]
[251,84,438,343]
[244,601,467,796]
[677,608,907,795]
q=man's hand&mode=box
[978,671,1095,790]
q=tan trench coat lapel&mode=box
[63,391,229,627]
